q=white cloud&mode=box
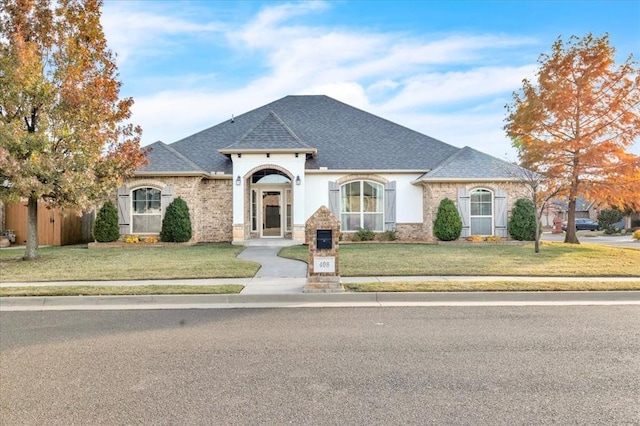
[107,1,543,160]
[101,2,226,64]
[380,65,538,111]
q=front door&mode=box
[262,191,282,237]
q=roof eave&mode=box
[219,148,317,156]
[306,169,427,174]
[412,177,522,184]
[133,171,231,179]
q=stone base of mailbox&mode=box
[304,276,344,293]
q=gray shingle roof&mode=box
[138,141,205,173]
[222,111,315,152]
[164,95,460,174]
[140,95,524,180]
[416,146,522,181]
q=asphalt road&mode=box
[1,307,639,425]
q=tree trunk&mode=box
[534,192,541,253]
[24,196,39,260]
[564,198,580,244]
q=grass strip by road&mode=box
[344,281,640,292]
[280,242,640,277]
[0,243,259,282]
[0,285,244,297]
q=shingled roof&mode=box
[138,141,205,174]
[139,95,511,179]
[221,111,316,153]
[414,146,522,181]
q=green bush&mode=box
[160,197,192,243]
[508,198,538,241]
[353,228,375,241]
[377,229,398,241]
[433,198,462,241]
[597,208,624,234]
[92,201,120,242]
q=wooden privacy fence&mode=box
[4,201,94,246]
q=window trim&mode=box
[469,188,494,236]
[131,186,162,235]
[340,180,385,232]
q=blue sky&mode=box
[101,0,640,159]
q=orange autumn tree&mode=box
[505,33,640,244]
[0,0,147,260]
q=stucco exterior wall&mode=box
[119,174,526,243]
[305,173,423,224]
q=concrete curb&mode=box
[2,291,640,311]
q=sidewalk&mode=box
[2,244,639,311]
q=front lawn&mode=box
[0,285,244,297]
[279,242,640,277]
[0,244,260,282]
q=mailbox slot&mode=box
[316,229,333,250]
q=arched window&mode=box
[470,188,493,235]
[132,187,162,233]
[341,180,384,231]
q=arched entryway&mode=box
[247,168,294,239]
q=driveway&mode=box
[541,231,639,249]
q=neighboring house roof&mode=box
[414,146,522,182]
[552,196,597,212]
[138,95,512,179]
[220,111,316,154]
[138,141,205,174]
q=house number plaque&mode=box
[313,256,335,273]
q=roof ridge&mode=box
[421,146,467,178]
[265,110,313,149]
[159,141,205,171]
[225,110,313,150]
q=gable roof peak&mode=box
[220,110,316,153]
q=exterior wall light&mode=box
[295,175,301,185]
[236,176,241,186]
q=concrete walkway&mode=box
[237,246,308,294]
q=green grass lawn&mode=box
[279,242,640,277]
[0,244,260,282]
[0,285,244,297]
[3,241,639,284]
[344,281,640,292]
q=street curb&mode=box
[2,291,640,311]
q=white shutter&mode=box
[328,181,340,218]
[384,181,396,231]
[495,188,508,237]
[161,185,174,219]
[117,186,130,235]
[457,186,470,237]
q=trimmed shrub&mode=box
[353,228,375,241]
[433,198,462,241]
[633,229,640,241]
[377,229,398,241]
[92,201,120,242]
[597,208,624,234]
[160,197,192,243]
[508,198,537,241]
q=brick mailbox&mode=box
[304,205,342,293]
